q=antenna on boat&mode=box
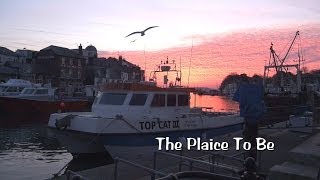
[188,37,193,87]
[144,42,146,81]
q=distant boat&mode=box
[0,79,36,96]
[0,86,91,126]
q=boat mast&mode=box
[149,57,182,88]
[264,31,302,93]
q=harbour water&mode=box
[0,95,238,180]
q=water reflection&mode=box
[0,124,72,180]
[190,94,239,112]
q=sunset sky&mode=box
[1,0,319,88]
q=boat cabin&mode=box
[92,83,194,119]
[0,79,35,96]
[19,87,55,97]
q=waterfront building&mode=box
[35,45,85,96]
[0,46,17,66]
[72,44,144,87]
[15,48,37,64]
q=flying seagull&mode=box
[125,26,159,38]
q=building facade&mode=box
[35,45,85,96]
[0,46,17,66]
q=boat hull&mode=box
[48,122,243,160]
[47,128,106,154]
[103,123,243,160]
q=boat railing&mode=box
[112,150,264,180]
[114,157,167,180]
[152,151,240,178]
[63,149,264,180]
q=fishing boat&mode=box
[47,60,243,160]
[262,31,309,124]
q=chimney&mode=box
[79,44,83,55]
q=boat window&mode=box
[93,92,102,104]
[35,89,48,95]
[7,87,18,92]
[28,89,35,94]
[22,89,30,94]
[167,94,176,106]
[99,93,127,105]
[178,94,189,106]
[0,86,8,92]
[151,94,165,107]
[129,94,148,106]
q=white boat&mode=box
[0,79,36,96]
[48,84,242,158]
[10,86,56,101]
[47,60,243,160]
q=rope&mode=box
[53,117,116,177]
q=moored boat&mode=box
[47,60,243,160]
[0,86,91,126]
[0,79,36,96]
[48,83,243,158]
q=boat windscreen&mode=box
[99,93,127,105]
[0,86,8,92]
[35,89,48,95]
[151,94,165,107]
[129,94,148,106]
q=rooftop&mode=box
[42,45,84,58]
[0,46,16,57]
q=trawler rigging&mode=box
[263,31,304,94]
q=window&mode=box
[61,57,65,66]
[0,86,8,92]
[129,94,148,106]
[22,89,30,94]
[7,87,18,92]
[35,89,48,95]
[60,69,65,77]
[151,94,165,107]
[178,94,189,106]
[28,89,35,94]
[167,94,176,106]
[18,87,24,92]
[22,89,35,94]
[99,93,127,105]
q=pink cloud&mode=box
[99,23,320,88]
